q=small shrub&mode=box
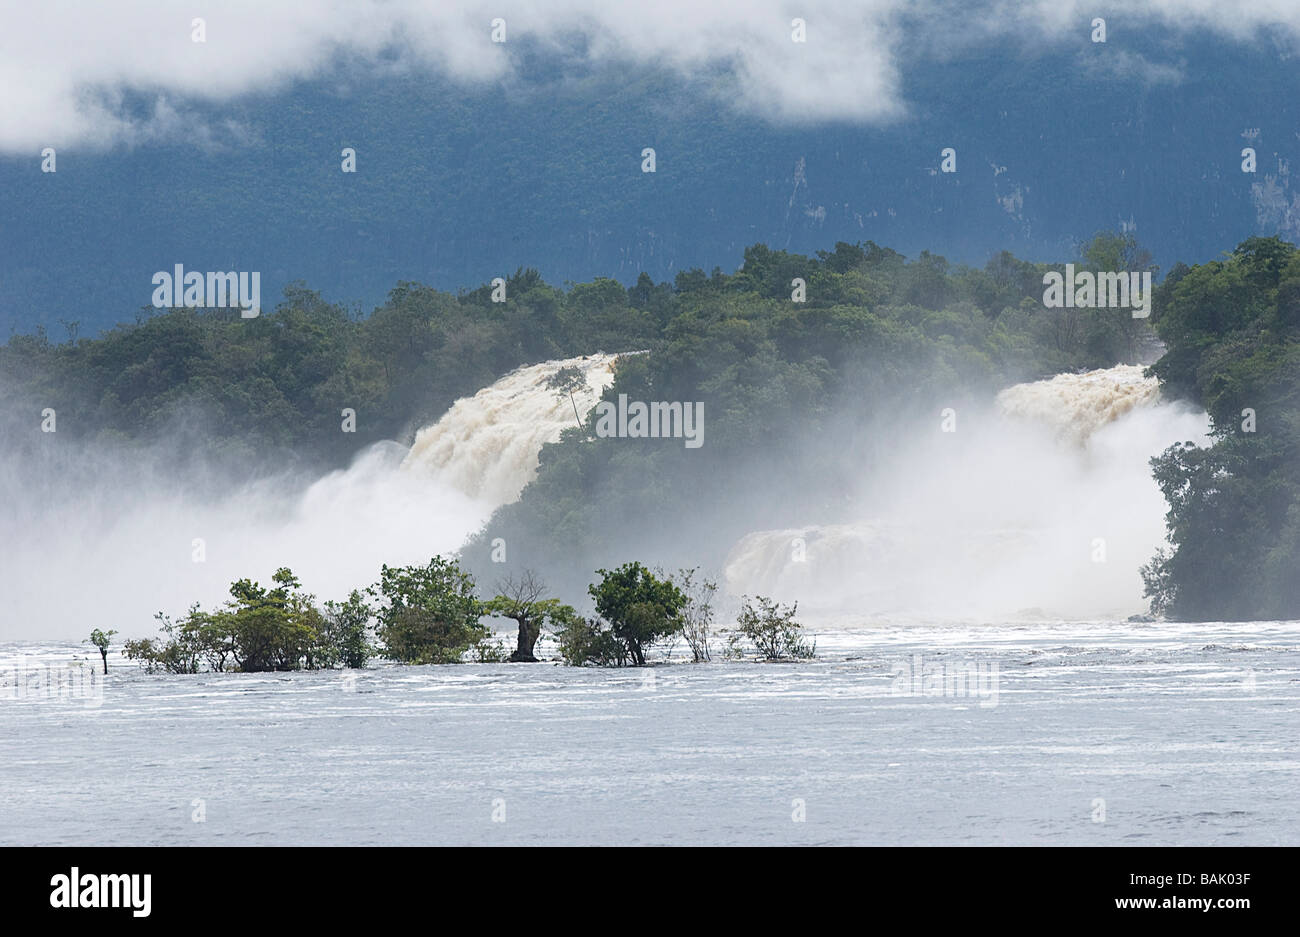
[554,616,628,667]
[736,596,815,661]
[123,637,164,674]
[672,567,717,663]
[318,589,374,668]
[471,637,509,662]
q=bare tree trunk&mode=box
[509,616,540,662]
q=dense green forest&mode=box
[1143,236,1300,620]
[2,272,661,473]
[0,236,1143,467]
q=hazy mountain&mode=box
[2,33,1295,337]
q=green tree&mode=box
[482,571,577,662]
[224,568,321,672]
[85,628,118,674]
[371,556,488,664]
[318,589,375,668]
[587,562,687,666]
[1138,236,1300,619]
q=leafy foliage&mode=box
[124,569,371,672]
[1,238,1132,481]
[481,571,578,662]
[369,556,489,664]
[735,596,815,660]
[587,562,687,666]
[1142,236,1300,619]
[85,628,118,673]
[318,590,376,669]
[552,615,629,668]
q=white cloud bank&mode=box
[0,0,1294,153]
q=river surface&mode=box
[2,620,1297,845]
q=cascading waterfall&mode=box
[0,354,621,639]
[993,365,1162,444]
[401,354,619,504]
[723,365,1211,622]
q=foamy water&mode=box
[3,619,1296,845]
[2,358,1208,639]
[725,366,1210,618]
[401,353,619,503]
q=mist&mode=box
[724,366,1211,621]
[1,354,1211,641]
[0,354,617,641]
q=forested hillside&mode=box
[10,234,1300,618]
[1144,236,1300,620]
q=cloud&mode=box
[1079,49,1185,86]
[1010,0,1300,39]
[0,0,1295,153]
[0,0,909,151]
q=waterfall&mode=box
[0,354,621,638]
[402,354,618,504]
[722,366,1210,621]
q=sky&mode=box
[1,0,1296,152]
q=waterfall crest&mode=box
[402,353,619,505]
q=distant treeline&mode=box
[1,236,1147,469]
